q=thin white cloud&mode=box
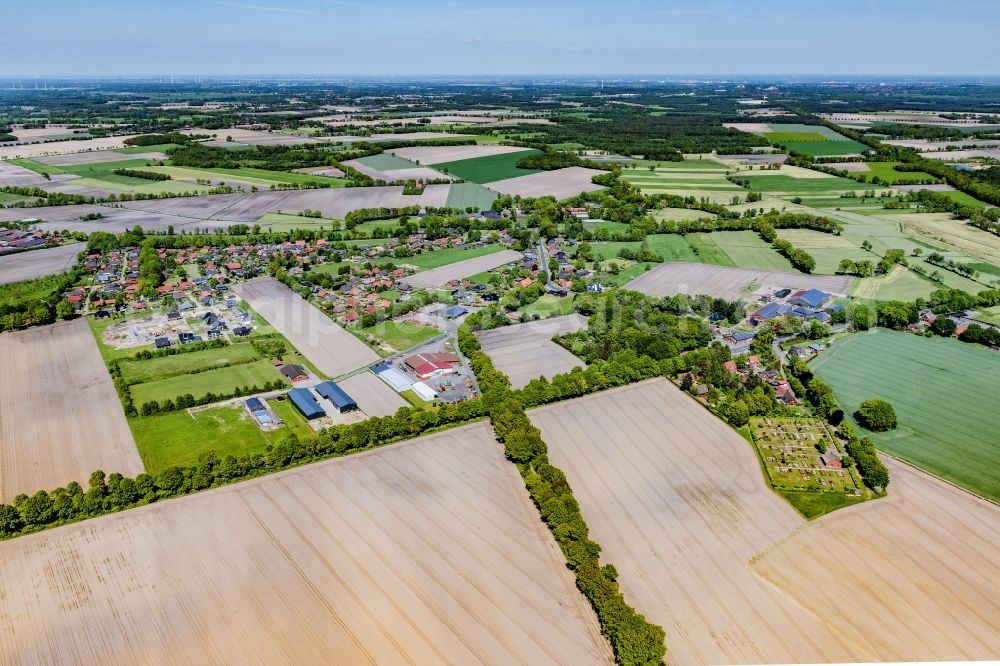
[216,2,316,14]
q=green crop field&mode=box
[359,321,441,351]
[115,143,185,154]
[737,174,871,195]
[354,153,421,170]
[118,342,261,385]
[766,132,831,142]
[709,231,795,271]
[811,329,1000,501]
[433,149,541,183]
[685,233,737,266]
[848,162,939,185]
[403,243,505,270]
[130,401,312,472]
[255,212,342,232]
[587,234,700,262]
[445,182,498,210]
[130,359,285,406]
[8,158,65,175]
[58,159,165,186]
[772,140,870,156]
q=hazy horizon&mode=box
[2,0,998,78]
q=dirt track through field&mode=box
[529,379,1000,664]
[400,249,522,288]
[0,320,142,502]
[0,244,81,285]
[476,314,588,388]
[233,277,379,377]
[624,262,854,300]
[0,422,612,665]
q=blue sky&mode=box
[2,0,998,77]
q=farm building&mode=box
[279,364,308,382]
[244,397,273,426]
[441,305,468,319]
[404,353,460,379]
[411,381,438,402]
[373,364,413,392]
[287,388,325,420]
[789,289,829,309]
[314,381,359,413]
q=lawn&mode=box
[520,294,576,318]
[118,342,261,385]
[811,328,1000,502]
[433,149,541,183]
[130,359,285,406]
[129,401,309,472]
[404,243,505,270]
[359,320,441,351]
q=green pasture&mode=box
[402,243,506,270]
[811,329,1000,502]
[359,320,441,351]
[118,342,261,385]
[433,148,541,183]
[129,359,285,406]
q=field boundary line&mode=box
[878,451,1000,509]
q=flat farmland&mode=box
[444,181,498,210]
[0,422,611,665]
[754,458,1000,661]
[129,359,284,406]
[0,160,55,187]
[203,186,448,223]
[233,277,379,377]
[434,149,542,183]
[35,150,168,166]
[688,230,794,271]
[339,372,409,417]
[0,244,81,285]
[625,262,854,300]
[344,154,454,183]
[777,228,871,275]
[484,167,605,199]
[389,144,533,165]
[529,379,1000,664]
[400,249,522,288]
[476,314,588,389]
[885,212,1000,267]
[0,320,143,502]
[0,136,133,160]
[811,329,1000,502]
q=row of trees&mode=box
[459,328,667,665]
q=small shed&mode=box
[411,381,438,402]
[314,381,358,413]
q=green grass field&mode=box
[0,272,67,307]
[353,153,421,170]
[765,132,831,143]
[255,212,342,232]
[57,159,165,186]
[708,231,795,271]
[588,234,700,262]
[119,342,261,385]
[142,165,345,188]
[848,162,939,185]
[771,140,869,156]
[403,243,505,270]
[811,329,1000,501]
[520,294,576,318]
[685,233,737,266]
[130,359,285,406]
[8,158,64,175]
[130,401,312,472]
[115,143,185,154]
[737,174,871,195]
[359,321,441,351]
[444,182,498,210]
[434,149,541,183]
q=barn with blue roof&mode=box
[789,288,829,309]
[287,388,325,419]
[314,381,359,413]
